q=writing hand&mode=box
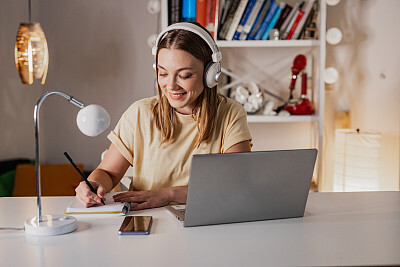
[75,181,106,208]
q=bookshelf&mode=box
[217,39,320,47]
[159,0,326,191]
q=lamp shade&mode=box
[333,129,381,192]
[15,23,49,84]
[77,104,110,137]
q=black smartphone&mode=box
[118,216,153,235]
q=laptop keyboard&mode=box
[177,209,185,216]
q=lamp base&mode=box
[24,214,77,236]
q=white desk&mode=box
[1,192,400,266]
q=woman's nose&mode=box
[166,75,176,90]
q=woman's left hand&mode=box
[112,188,171,211]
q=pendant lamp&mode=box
[15,0,49,84]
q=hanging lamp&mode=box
[15,0,49,85]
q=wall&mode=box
[1,0,399,190]
[324,0,400,191]
[0,0,43,162]
[0,0,157,170]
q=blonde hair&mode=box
[152,24,225,147]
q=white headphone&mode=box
[152,22,222,88]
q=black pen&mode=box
[64,152,105,205]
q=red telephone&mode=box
[284,54,314,115]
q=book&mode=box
[238,0,265,40]
[246,0,272,40]
[197,0,208,27]
[219,0,234,27]
[261,1,285,40]
[205,0,218,38]
[285,2,305,40]
[168,0,182,25]
[291,0,315,39]
[281,1,304,40]
[182,0,197,22]
[274,3,292,31]
[299,2,316,39]
[64,192,130,215]
[218,0,241,39]
[279,0,300,39]
[254,0,278,40]
[225,0,250,40]
[232,0,257,40]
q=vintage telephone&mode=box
[284,54,314,115]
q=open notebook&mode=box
[64,192,130,215]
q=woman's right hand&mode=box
[75,181,107,208]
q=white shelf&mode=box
[247,115,318,123]
[216,40,320,48]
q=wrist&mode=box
[166,186,187,204]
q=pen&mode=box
[64,152,105,205]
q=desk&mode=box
[1,192,400,266]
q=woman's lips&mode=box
[169,91,187,100]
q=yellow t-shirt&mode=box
[108,96,252,191]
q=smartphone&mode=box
[118,216,153,235]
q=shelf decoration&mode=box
[326,27,342,45]
[326,0,341,6]
[324,67,339,84]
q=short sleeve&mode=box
[107,110,135,165]
[221,101,253,152]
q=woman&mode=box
[75,22,252,210]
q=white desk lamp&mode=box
[24,91,110,236]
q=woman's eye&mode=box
[158,73,167,77]
[179,74,192,79]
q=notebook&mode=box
[65,192,130,215]
[166,149,317,227]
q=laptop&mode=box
[166,149,318,227]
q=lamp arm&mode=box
[34,91,84,222]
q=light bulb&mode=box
[147,34,158,48]
[324,67,339,84]
[76,104,110,137]
[326,0,340,6]
[147,0,161,14]
[326,27,342,45]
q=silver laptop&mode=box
[166,149,318,227]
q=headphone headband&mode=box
[152,22,222,63]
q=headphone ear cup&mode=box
[204,62,221,88]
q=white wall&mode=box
[324,0,400,191]
[0,0,157,170]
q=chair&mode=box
[13,163,83,196]
[0,158,31,197]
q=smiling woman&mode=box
[157,48,204,115]
[74,22,253,211]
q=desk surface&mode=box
[1,192,400,266]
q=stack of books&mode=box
[169,0,219,38]
[167,0,318,41]
[218,0,318,41]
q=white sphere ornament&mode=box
[324,67,339,84]
[147,0,161,14]
[326,27,343,45]
[326,0,341,6]
[77,104,110,137]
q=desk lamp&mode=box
[24,91,110,236]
